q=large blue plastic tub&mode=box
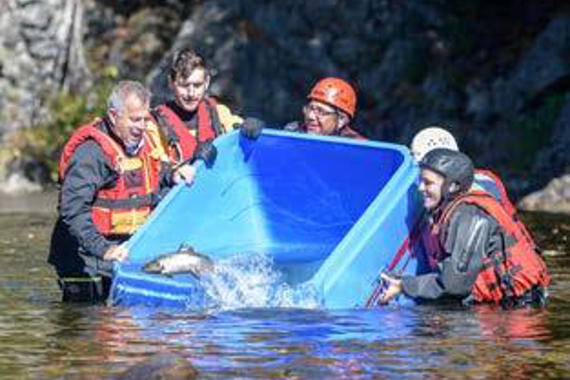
[110,130,424,309]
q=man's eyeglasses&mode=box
[303,103,338,119]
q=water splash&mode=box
[198,253,322,310]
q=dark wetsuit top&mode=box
[401,203,503,303]
[284,121,365,139]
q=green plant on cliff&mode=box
[7,70,115,183]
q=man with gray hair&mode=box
[48,80,194,303]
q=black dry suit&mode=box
[401,147,548,307]
[401,199,547,307]
[402,201,499,303]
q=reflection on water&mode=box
[0,205,569,379]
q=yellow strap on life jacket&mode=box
[215,103,243,133]
[109,208,150,235]
[145,120,173,163]
[116,156,143,172]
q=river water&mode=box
[0,193,569,379]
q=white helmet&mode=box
[410,126,459,161]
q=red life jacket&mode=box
[58,119,164,236]
[151,98,224,165]
[474,169,517,217]
[429,191,550,304]
[473,169,538,253]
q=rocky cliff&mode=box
[0,0,88,190]
[1,0,569,211]
[0,0,88,131]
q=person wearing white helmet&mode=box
[410,126,459,162]
[409,126,518,215]
[378,149,549,307]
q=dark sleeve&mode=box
[283,121,302,132]
[152,161,177,207]
[59,141,117,258]
[401,204,497,301]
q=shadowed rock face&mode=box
[2,0,570,209]
[145,2,569,189]
[109,353,199,380]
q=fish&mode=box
[142,244,214,278]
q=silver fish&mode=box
[142,245,214,278]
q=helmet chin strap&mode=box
[335,112,350,134]
[437,180,461,210]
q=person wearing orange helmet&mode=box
[285,77,364,139]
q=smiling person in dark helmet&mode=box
[379,148,550,308]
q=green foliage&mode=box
[8,74,115,183]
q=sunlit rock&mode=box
[0,172,42,194]
[0,0,89,134]
[519,174,570,214]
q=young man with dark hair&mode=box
[152,48,263,168]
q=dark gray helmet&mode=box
[420,148,474,197]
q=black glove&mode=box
[192,140,217,168]
[239,117,264,140]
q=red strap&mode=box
[365,218,424,307]
[156,99,219,163]
[58,120,123,182]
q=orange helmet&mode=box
[308,77,357,118]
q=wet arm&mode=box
[401,206,493,300]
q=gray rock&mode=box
[0,0,90,190]
[421,74,462,112]
[149,0,451,132]
[519,174,570,214]
[109,353,198,380]
[0,0,89,133]
[492,15,570,117]
[0,172,42,194]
